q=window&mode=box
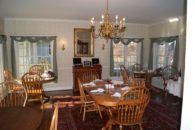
[113,42,141,71]
[0,44,4,82]
[111,38,143,76]
[153,40,176,69]
[11,36,57,78]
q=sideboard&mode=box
[72,64,102,92]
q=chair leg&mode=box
[119,125,122,130]
[97,105,102,119]
[139,123,143,130]
[80,104,83,114]
[82,103,86,121]
[108,124,112,130]
[103,120,112,130]
[40,96,44,110]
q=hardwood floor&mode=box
[36,87,182,130]
[37,90,80,130]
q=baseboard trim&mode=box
[43,85,72,91]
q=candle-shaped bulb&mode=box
[115,15,118,24]
[91,17,94,26]
[102,15,104,23]
[122,17,125,27]
[120,20,122,28]
[102,15,104,19]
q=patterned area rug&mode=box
[55,96,181,130]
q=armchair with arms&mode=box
[103,87,150,130]
[0,81,27,107]
[162,65,182,96]
[21,72,44,106]
[3,70,14,81]
[120,65,131,85]
[120,65,145,87]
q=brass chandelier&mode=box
[90,0,126,40]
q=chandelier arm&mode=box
[90,0,126,40]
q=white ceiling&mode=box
[0,0,185,24]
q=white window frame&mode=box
[113,41,142,71]
[14,40,54,78]
[153,41,176,69]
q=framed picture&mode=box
[74,28,94,57]
[83,60,91,67]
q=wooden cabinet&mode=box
[72,64,102,92]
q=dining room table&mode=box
[84,80,131,129]
[132,70,154,87]
[84,80,129,107]
[15,71,57,84]
[84,79,150,129]
[0,107,43,130]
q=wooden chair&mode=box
[78,78,102,121]
[0,81,27,107]
[3,69,14,81]
[120,65,131,85]
[131,78,146,87]
[162,65,178,92]
[120,65,146,88]
[50,103,59,130]
[29,65,44,75]
[81,68,100,84]
[21,72,44,106]
[103,87,150,130]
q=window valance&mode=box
[10,36,56,43]
[150,36,179,44]
[111,38,144,45]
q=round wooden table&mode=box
[84,81,127,107]
[0,107,43,130]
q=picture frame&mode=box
[74,28,94,57]
[83,60,91,67]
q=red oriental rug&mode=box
[54,96,181,130]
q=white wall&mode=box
[0,18,4,34]
[3,18,186,91]
[4,18,148,90]
[148,18,186,72]
[180,0,195,129]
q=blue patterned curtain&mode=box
[0,35,8,69]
